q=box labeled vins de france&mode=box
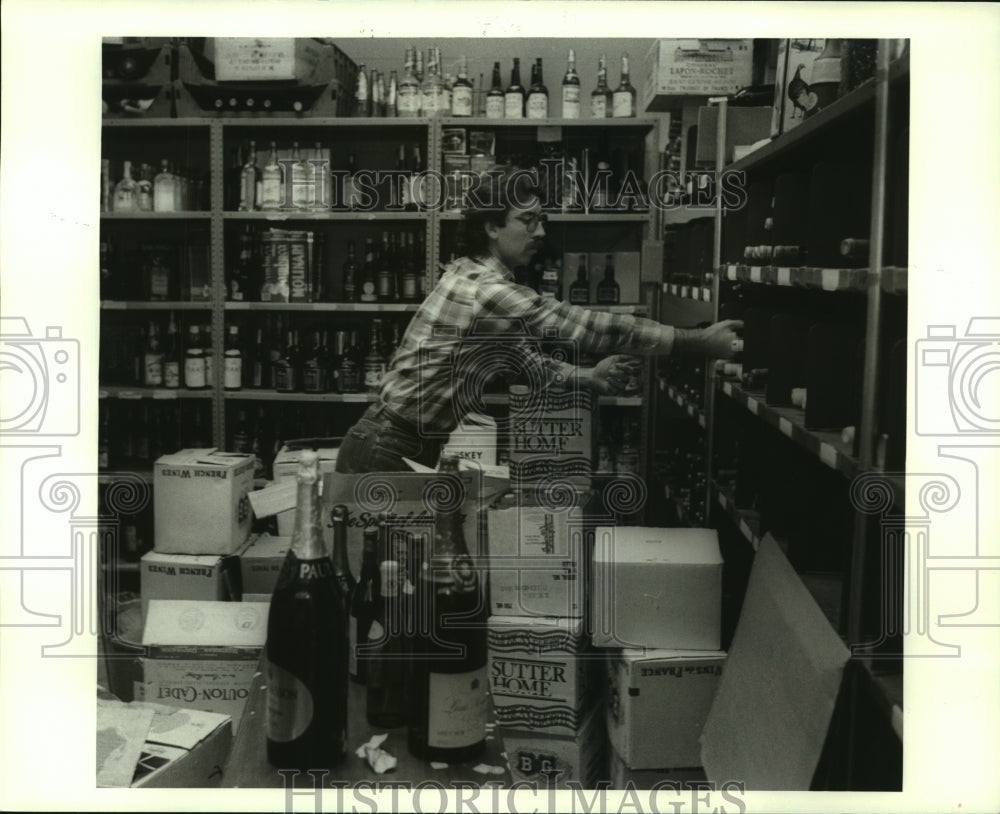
[139,550,242,621]
[487,615,595,737]
[500,702,607,790]
[238,534,290,596]
[606,649,726,770]
[139,600,268,732]
[592,527,722,650]
[154,449,255,556]
[486,490,594,618]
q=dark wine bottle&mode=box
[350,527,380,684]
[265,450,348,769]
[330,503,357,620]
[365,559,409,728]
[407,455,488,762]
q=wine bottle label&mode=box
[273,365,296,392]
[612,91,632,118]
[422,89,437,116]
[266,659,314,743]
[401,274,419,300]
[184,357,205,389]
[364,366,383,389]
[144,353,164,387]
[164,361,180,388]
[485,96,504,119]
[590,97,607,118]
[451,87,473,116]
[224,357,242,389]
[597,286,619,304]
[562,87,580,118]
[526,93,548,119]
[302,366,325,392]
[261,178,281,209]
[149,272,169,299]
[427,667,488,749]
[504,93,523,118]
[377,271,394,299]
[348,615,358,677]
[397,87,420,115]
[569,289,589,305]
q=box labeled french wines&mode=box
[238,534,290,596]
[153,449,255,556]
[499,702,607,789]
[487,615,595,737]
[139,600,268,733]
[139,550,243,622]
[508,385,593,490]
[592,527,722,650]
[606,649,726,770]
[486,490,594,618]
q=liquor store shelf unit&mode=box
[100,112,660,484]
[652,41,907,787]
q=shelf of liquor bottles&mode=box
[99,386,213,400]
[721,263,908,296]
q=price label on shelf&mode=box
[777,268,792,287]
[821,268,840,291]
[750,267,762,283]
[747,397,758,415]
[778,417,793,437]
[819,443,838,469]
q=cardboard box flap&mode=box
[156,448,217,466]
[700,534,850,790]
[142,600,269,648]
[594,527,722,565]
[142,551,227,568]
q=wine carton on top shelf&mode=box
[138,600,268,733]
[606,648,726,770]
[487,615,596,737]
[591,527,722,651]
[153,449,255,556]
[642,39,754,112]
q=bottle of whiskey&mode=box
[223,324,242,391]
[505,58,525,119]
[366,559,409,728]
[359,237,378,303]
[301,330,327,394]
[238,142,259,212]
[113,160,138,212]
[526,58,548,119]
[339,330,362,394]
[612,54,637,118]
[485,61,504,119]
[377,232,396,301]
[163,313,180,389]
[290,142,311,210]
[230,224,255,301]
[363,321,386,393]
[399,232,420,302]
[143,321,164,387]
[136,164,154,211]
[184,325,206,390]
[421,49,444,118]
[202,324,214,389]
[260,142,282,211]
[249,325,267,389]
[342,240,358,302]
[561,49,581,119]
[596,254,620,304]
[372,69,386,118]
[569,254,590,304]
[273,329,299,393]
[397,47,421,117]
[265,450,349,769]
[591,55,612,118]
[350,527,380,684]
[451,55,474,117]
[386,69,398,118]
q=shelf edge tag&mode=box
[819,443,838,469]
[821,268,840,291]
[778,417,793,436]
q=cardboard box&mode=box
[642,39,754,112]
[592,527,722,650]
[488,615,595,736]
[140,550,242,621]
[588,251,641,305]
[139,600,268,732]
[238,534,290,596]
[500,702,607,790]
[487,491,593,618]
[608,748,708,790]
[700,535,851,789]
[695,106,773,166]
[154,449,255,556]
[272,441,339,537]
[444,412,497,466]
[508,385,593,491]
[97,698,232,788]
[606,649,726,769]
[771,39,828,137]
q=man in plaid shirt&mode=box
[335,166,741,474]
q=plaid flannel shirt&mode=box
[379,253,672,436]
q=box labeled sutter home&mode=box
[139,550,243,621]
[139,600,268,732]
[487,490,594,618]
[238,534,290,597]
[487,615,595,737]
[606,649,726,770]
[592,527,722,650]
[154,449,254,556]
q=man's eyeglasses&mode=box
[512,211,548,232]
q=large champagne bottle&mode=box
[265,451,348,768]
[407,455,488,762]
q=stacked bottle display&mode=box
[102,157,208,213]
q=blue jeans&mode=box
[334,404,442,474]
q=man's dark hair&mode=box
[462,164,542,257]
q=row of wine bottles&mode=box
[266,453,488,768]
[101,158,209,213]
[354,47,638,120]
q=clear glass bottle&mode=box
[223,324,242,391]
[184,324,206,390]
[421,48,443,117]
[591,55,612,118]
[526,58,548,120]
[163,312,180,389]
[353,62,370,118]
[265,451,349,769]
[504,57,525,119]
[397,47,421,117]
[260,142,282,211]
[238,142,260,212]
[363,320,386,392]
[136,163,154,211]
[290,142,311,210]
[451,55,474,117]
[143,321,164,387]
[561,49,581,119]
[612,54,637,118]
[113,160,138,212]
[485,61,504,119]
[386,70,398,118]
